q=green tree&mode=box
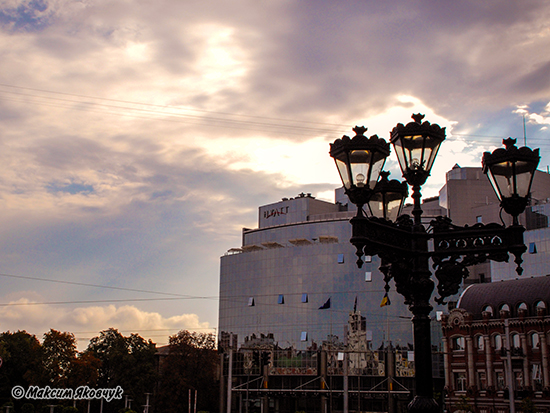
[0,331,44,405]
[86,328,127,387]
[86,329,156,413]
[157,331,219,413]
[67,352,100,388]
[42,330,77,387]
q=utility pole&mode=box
[227,333,234,413]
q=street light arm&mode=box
[430,216,527,303]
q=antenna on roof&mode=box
[523,114,527,146]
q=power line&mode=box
[3,83,548,147]
[0,272,210,298]
[0,83,350,128]
[0,297,210,306]
[0,83,350,136]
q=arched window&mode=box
[453,336,465,351]
[476,335,485,351]
[535,300,546,315]
[494,334,502,350]
[531,332,540,349]
[483,305,494,316]
[500,303,510,312]
[511,333,521,349]
[517,302,528,315]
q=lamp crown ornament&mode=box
[503,137,516,150]
[411,113,425,123]
[352,125,368,136]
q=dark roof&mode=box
[457,276,550,319]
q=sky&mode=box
[0,0,550,349]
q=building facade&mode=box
[219,191,415,353]
[218,190,423,413]
[442,276,550,413]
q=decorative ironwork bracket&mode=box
[430,216,526,303]
[350,213,526,305]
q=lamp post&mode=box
[330,114,540,413]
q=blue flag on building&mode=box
[319,297,331,309]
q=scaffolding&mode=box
[221,346,419,413]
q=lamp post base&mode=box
[408,395,439,413]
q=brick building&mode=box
[442,276,550,413]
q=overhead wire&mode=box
[0,84,350,137]
[0,270,410,324]
[1,83,549,149]
[0,83,350,128]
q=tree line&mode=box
[0,328,219,413]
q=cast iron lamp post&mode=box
[330,114,540,413]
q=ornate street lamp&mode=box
[367,171,408,222]
[390,114,446,184]
[329,114,540,413]
[390,113,446,224]
[482,138,540,224]
[329,126,390,210]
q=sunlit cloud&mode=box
[0,297,212,350]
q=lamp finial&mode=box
[411,113,425,124]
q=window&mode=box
[478,371,487,390]
[300,332,308,341]
[453,336,465,351]
[454,372,467,391]
[496,371,506,389]
[248,297,255,306]
[476,215,483,223]
[500,303,510,312]
[494,334,502,350]
[515,371,524,388]
[533,364,543,390]
[476,335,485,351]
[518,302,528,314]
[337,253,345,263]
[529,242,537,254]
[536,300,547,310]
[511,333,521,349]
[301,293,308,303]
[364,255,372,263]
[483,305,493,316]
[365,272,372,282]
[531,333,540,349]
[278,294,284,304]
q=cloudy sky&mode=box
[0,0,549,349]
